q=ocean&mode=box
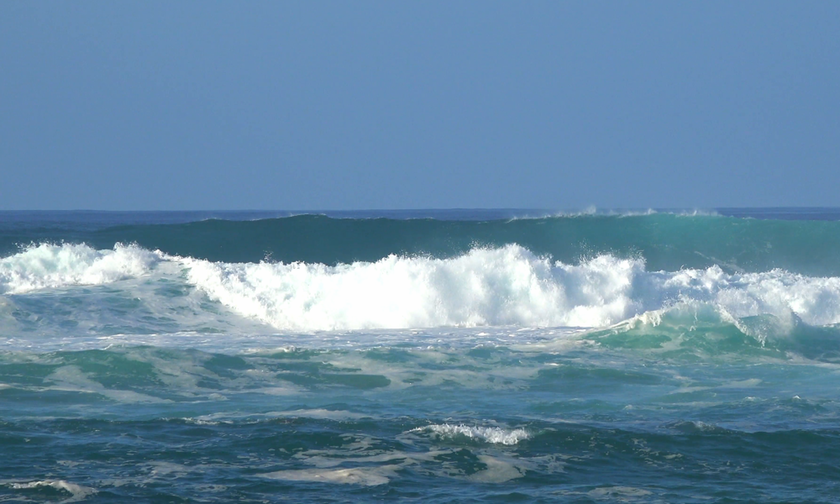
[1,208,839,502]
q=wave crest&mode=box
[0,243,159,294]
[181,245,642,331]
[7,242,840,338]
[409,423,529,445]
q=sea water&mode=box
[1,209,839,502]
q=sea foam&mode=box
[0,243,159,294]
[6,243,840,334]
[8,480,97,502]
[180,245,641,331]
[410,423,530,445]
[180,244,840,331]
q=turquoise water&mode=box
[2,209,840,502]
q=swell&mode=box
[2,214,837,276]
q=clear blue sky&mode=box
[1,1,838,210]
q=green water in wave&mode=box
[10,214,833,276]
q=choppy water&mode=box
[2,209,840,502]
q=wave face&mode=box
[2,211,840,337]
[3,212,840,276]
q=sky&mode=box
[1,1,839,211]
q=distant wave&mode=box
[4,213,840,276]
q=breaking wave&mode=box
[409,424,530,445]
[4,242,840,336]
[182,244,840,332]
[0,243,159,294]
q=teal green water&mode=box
[1,210,840,502]
[4,211,840,274]
[2,342,839,502]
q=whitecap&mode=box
[0,243,159,294]
[8,480,97,503]
[261,465,399,486]
[409,423,529,445]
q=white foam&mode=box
[410,423,530,445]
[8,480,97,502]
[541,208,716,218]
[179,244,840,332]
[266,450,527,485]
[261,465,399,486]
[180,245,643,331]
[266,408,372,421]
[8,242,840,336]
[645,266,840,328]
[0,243,159,294]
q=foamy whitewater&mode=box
[2,209,840,502]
